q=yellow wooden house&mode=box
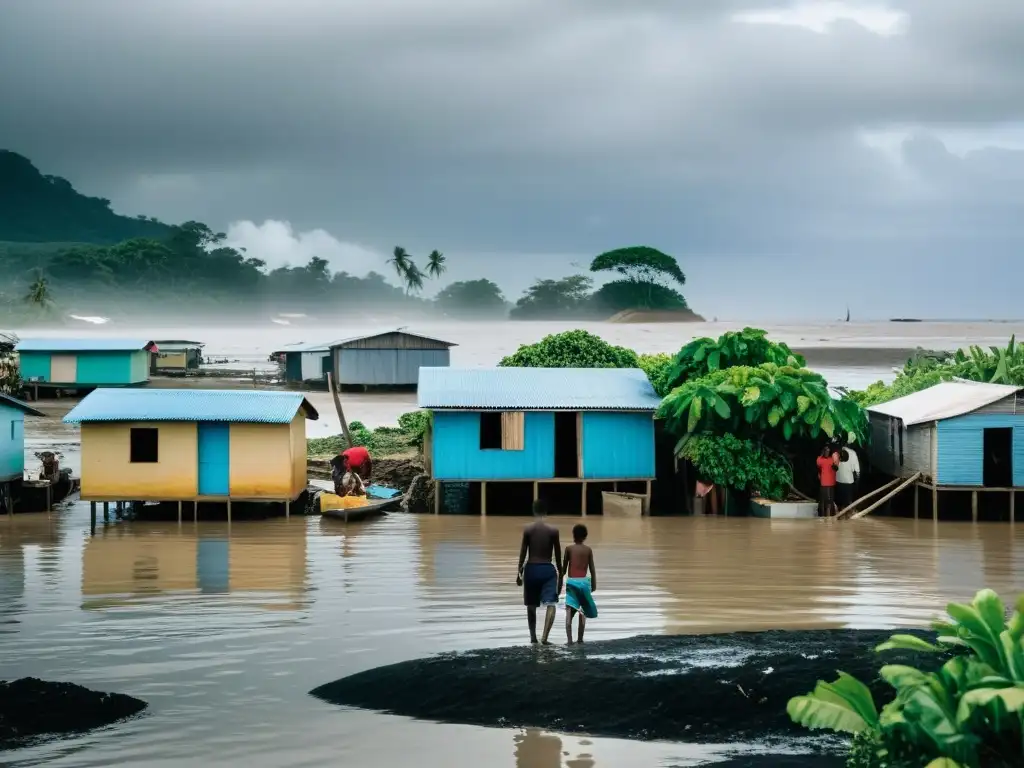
[63,388,319,504]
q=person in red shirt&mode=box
[816,445,838,516]
[341,445,372,482]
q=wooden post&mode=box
[645,479,653,516]
[177,500,182,524]
[913,484,919,519]
[194,501,198,522]
[285,500,290,519]
[227,499,232,523]
[971,490,978,523]
[581,482,587,516]
[90,501,97,534]
[46,483,52,513]
[1010,491,1015,523]
[434,480,441,514]
[932,485,938,521]
[532,481,538,503]
[480,482,487,516]
[103,501,109,522]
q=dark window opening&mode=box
[130,427,159,463]
[479,412,502,449]
[983,428,1013,488]
[554,412,579,478]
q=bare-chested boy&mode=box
[516,500,563,645]
[561,524,598,644]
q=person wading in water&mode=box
[516,500,563,645]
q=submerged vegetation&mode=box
[849,336,1024,407]
[788,588,1024,768]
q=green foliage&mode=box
[0,150,171,243]
[589,246,686,287]
[498,330,640,369]
[509,275,595,319]
[665,327,806,391]
[849,337,1024,407]
[397,410,431,450]
[638,353,673,396]
[435,279,507,316]
[658,363,868,446]
[426,250,446,278]
[0,332,19,395]
[787,589,1024,768]
[306,411,428,458]
[678,433,793,500]
[590,279,689,313]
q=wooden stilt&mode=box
[227,499,232,523]
[90,501,97,534]
[971,491,978,523]
[285,500,290,519]
[932,485,938,521]
[645,479,653,516]
[480,482,487,516]
[533,481,539,502]
[103,501,109,522]
[913,484,919,519]
[581,482,587,516]
[194,500,198,522]
[434,480,441,514]
[46,483,52,513]
[177,500,182,524]
[1010,491,1015,523]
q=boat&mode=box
[316,483,403,522]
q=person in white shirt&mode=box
[835,447,861,510]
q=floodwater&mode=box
[2,508,1022,767]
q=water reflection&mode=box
[0,513,62,633]
[82,519,310,612]
[514,728,596,768]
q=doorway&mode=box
[983,428,1013,488]
[553,412,579,478]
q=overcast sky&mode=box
[2,1,1023,320]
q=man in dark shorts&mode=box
[516,500,563,645]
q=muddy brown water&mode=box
[2,508,1022,767]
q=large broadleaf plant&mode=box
[787,589,1024,768]
[664,327,806,391]
[657,363,868,446]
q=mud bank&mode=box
[311,629,940,754]
[0,677,147,747]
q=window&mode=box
[480,412,502,449]
[130,427,159,463]
[479,411,525,451]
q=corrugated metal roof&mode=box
[866,381,1022,426]
[15,338,154,352]
[417,367,662,411]
[152,339,204,349]
[329,329,457,349]
[0,393,45,417]
[63,388,319,424]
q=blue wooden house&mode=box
[16,338,156,392]
[417,366,662,515]
[865,381,1024,520]
[1,393,46,513]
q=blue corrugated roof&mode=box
[16,338,154,352]
[63,388,319,424]
[417,367,662,411]
[0,393,45,417]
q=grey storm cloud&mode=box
[1,0,1023,318]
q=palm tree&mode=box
[24,271,53,309]
[388,246,412,281]
[403,260,425,294]
[426,249,447,278]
